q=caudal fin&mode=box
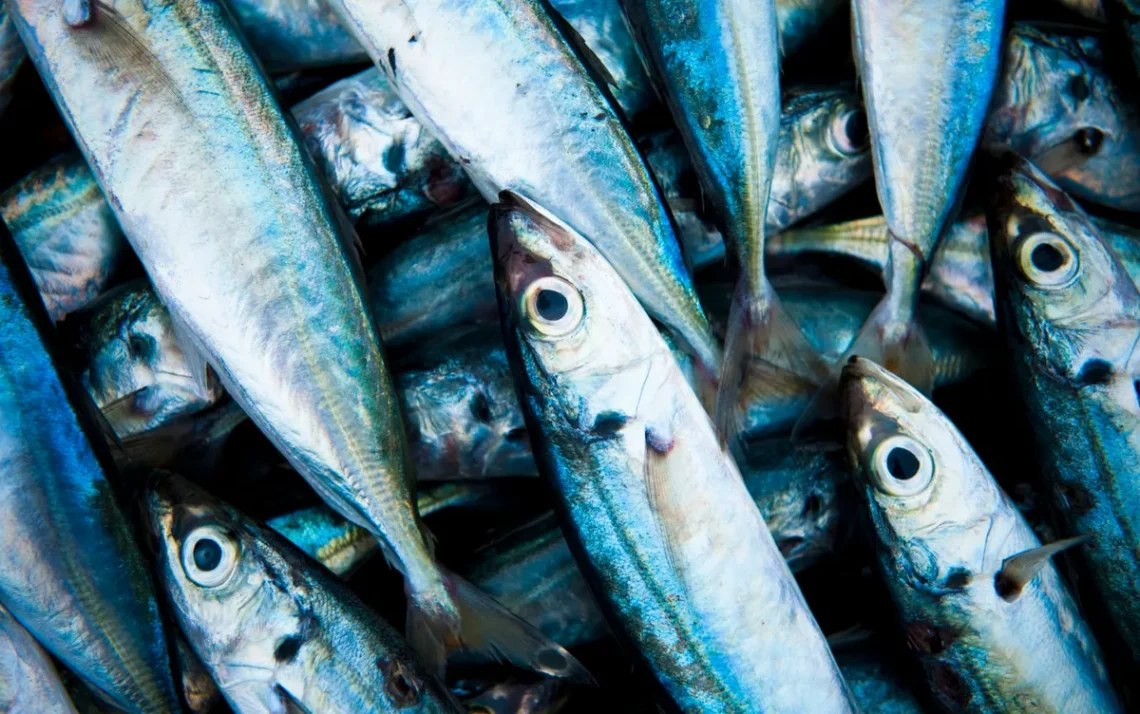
[715,279,827,442]
[406,570,593,683]
[793,293,933,438]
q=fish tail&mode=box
[715,278,827,441]
[405,569,592,683]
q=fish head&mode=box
[489,192,674,435]
[984,25,1140,211]
[771,89,872,229]
[399,344,534,480]
[75,281,221,437]
[145,472,300,679]
[465,679,568,714]
[988,152,1140,392]
[841,357,1005,588]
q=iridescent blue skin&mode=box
[0,152,126,322]
[835,644,924,714]
[988,154,1140,663]
[984,24,1140,213]
[227,0,368,72]
[0,5,23,115]
[0,226,178,713]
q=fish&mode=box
[0,4,23,115]
[268,482,503,577]
[984,24,1140,213]
[986,152,1140,663]
[145,471,463,714]
[0,602,80,714]
[292,68,474,229]
[10,0,579,678]
[847,0,1004,392]
[491,194,855,712]
[623,0,826,436]
[0,221,179,713]
[226,0,368,72]
[547,0,657,122]
[1053,0,1105,20]
[396,327,536,481]
[699,284,995,439]
[776,0,844,56]
[69,279,224,438]
[646,87,873,271]
[330,0,720,376]
[112,399,248,479]
[0,152,126,322]
[833,639,924,714]
[842,356,1120,712]
[464,680,570,714]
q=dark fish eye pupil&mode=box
[845,110,869,149]
[1031,242,1065,272]
[886,447,921,481]
[1074,127,1104,156]
[535,288,569,322]
[193,538,223,571]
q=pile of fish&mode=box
[1,0,1139,711]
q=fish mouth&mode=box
[840,357,927,421]
[487,194,558,309]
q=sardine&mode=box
[0,152,126,322]
[491,194,855,712]
[0,223,178,713]
[464,680,570,714]
[623,0,826,435]
[547,0,656,121]
[70,279,224,438]
[0,5,23,115]
[292,68,473,229]
[226,0,367,72]
[145,472,462,714]
[842,356,1120,712]
[11,0,579,677]
[0,602,80,714]
[848,0,1004,391]
[987,152,1140,662]
[330,0,720,374]
[984,24,1140,213]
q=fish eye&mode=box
[1018,232,1079,288]
[1074,127,1104,156]
[871,435,934,497]
[181,526,239,588]
[829,107,869,156]
[522,276,583,337]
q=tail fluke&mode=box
[716,278,827,442]
[406,569,593,683]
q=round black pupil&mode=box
[535,289,569,322]
[886,447,921,481]
[844,110,869,149]
[193,539,223,571]
[1031,242,1065,272]
[1075,127,1104,156]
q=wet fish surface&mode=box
[0,601,80,714]
[226,0,368,72]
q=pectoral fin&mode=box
[994,535,1090,602]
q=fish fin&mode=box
[994,535,1090,602]
[69,1,190,112]
[826,625,875,650]
[415,570,594,683]
[716,280,826,442]
[165,306,217,402]
[643,434,685,582]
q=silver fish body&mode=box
[227,0,367,72]
[330,0,719,373]
[73,280,224,438]
[842,357,1120,713]
[292,68,473,229]
[0,152,126,322]
[9,0,459,650]
[0,602,79,714]
[547,0,656,121]
[850,0,1004,386]
[984,24,1140,213]
[491,197,855,712]
[0,5,23,115]
[0,225,178,713]
[146,473,461,714]
[987,153,1140,662]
